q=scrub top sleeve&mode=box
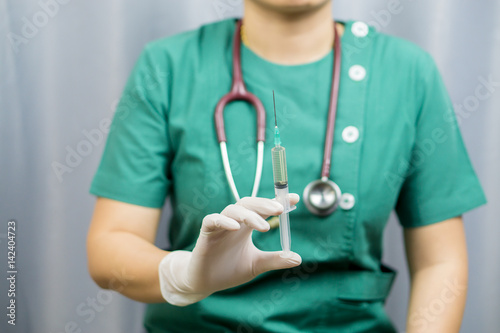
[395,53,487,227]
[90,44,171,208]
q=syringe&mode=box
[271,91,295,255]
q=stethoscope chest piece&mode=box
[303,177,342,216]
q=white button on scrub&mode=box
[348,65,366,81]
[342,126,359,143]
[351,21,369,38]
[339,193,355,210]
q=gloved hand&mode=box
[158,194,302,306]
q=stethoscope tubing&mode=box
[214,20,267,201]
[214,20,266,144]
[321,23,342,179]
[219,141,264,201]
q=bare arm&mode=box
[86,197,168,303]
[404,217,468,333]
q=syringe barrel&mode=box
[271,145,288,187]
[272,145,291,253]
[275,186,291,252]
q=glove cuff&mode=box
[158,251,210,307]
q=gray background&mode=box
[1,0,499,332]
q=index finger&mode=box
[237,194,300,219]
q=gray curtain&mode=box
[1,0,498,332]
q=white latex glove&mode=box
[158,194,302,306]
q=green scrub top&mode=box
[90,19,486,332]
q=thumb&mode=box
[253,251,302,276]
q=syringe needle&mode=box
[273,90,277,127]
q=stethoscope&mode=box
[214,20,343,216]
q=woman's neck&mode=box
[242,1,341,65]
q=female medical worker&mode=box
[87,0,486,332]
